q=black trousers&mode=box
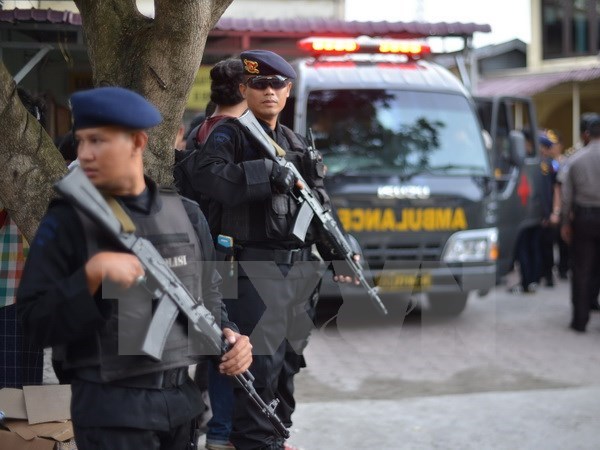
[557,227,570,277]
[539,225,555,284]
[73,422,192,450]
[571,212,600,330]
[226,261,321,450]
[515,225,542,289]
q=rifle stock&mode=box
[236,110,388,315]
[53,166,290,439]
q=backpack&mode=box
[173,117,234,214]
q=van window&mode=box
[306,89,489,177]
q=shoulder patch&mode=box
[32,215,59,248]
[214,131,233,145]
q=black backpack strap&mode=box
[173,117,241,202]
[185,123,203,150]
[176,117,232,169]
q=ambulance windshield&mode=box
[306,89,489,177]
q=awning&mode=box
[476,66,600,96]
[0,8,491,39]
[213,18,491,39]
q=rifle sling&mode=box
[104,196,136,233]
[267,135,286,157]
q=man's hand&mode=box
[561,223,572,244]
[333,254,361,286]
[220,328,252,376]
[270,164,296,194]
[85,251,145,294]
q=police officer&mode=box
[175,57,249,450]
[538,131,558,287]
[190,50,351,450]
[17,87,252,450]
[556,114,600,311]
[560,117,600,332]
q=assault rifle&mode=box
[236,110,388,316]
[54,166,290,439]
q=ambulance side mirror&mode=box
[508,130,526,167]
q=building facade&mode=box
[1,2,490,136]
[477,0,600,147]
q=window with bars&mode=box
[542,0,600,58]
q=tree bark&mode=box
[0,62,67,241]
[0,0,233,241]
[74,0,233,185]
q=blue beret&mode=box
[240,50,296,79]
[70,87,162,131]
[538,133,554,148]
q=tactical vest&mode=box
[63,190,207,382]
[219,123,311,243]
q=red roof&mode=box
[0,8,490,39]
[0,8,82,25]
[213,17,491,38]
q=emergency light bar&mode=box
[298,36,431,58]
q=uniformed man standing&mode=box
[17,87,252,450]
[190,50,351,450]
[175,57,248,450]
[561,117,600,332]
[538,131,558,287]
[555,113,600,311]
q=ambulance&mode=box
[281,36,542,315]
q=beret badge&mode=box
[244,59,260,74]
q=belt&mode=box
[236,246,312,264]
[75,367,189,389]
[574,204,600,216]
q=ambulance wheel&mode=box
[428,293,468,316]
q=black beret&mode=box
[240,50,296,79]
[70,87,162,131]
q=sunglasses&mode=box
[246,75,289,90]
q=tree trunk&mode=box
[74,0,233,185]
[0,62,67,242]
[0,0,233,241]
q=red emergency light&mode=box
[379,40,431,56]
[298,37,360,54]
[298,36,430,59]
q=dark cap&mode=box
[538,132,554,148]
[70,87,162,131]
[240,50,296,79]
[587,116,600,138]
[580,112,600,134]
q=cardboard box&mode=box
[0,385,74,450]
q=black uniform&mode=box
[17,179,236,450]
[192,119,331,450]
[539,156,557,286]
[561,140,600,331]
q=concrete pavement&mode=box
[45,273,600,450]
[287,387,600,449]
[196,386,600,449]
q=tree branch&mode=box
[208,0,235,29]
